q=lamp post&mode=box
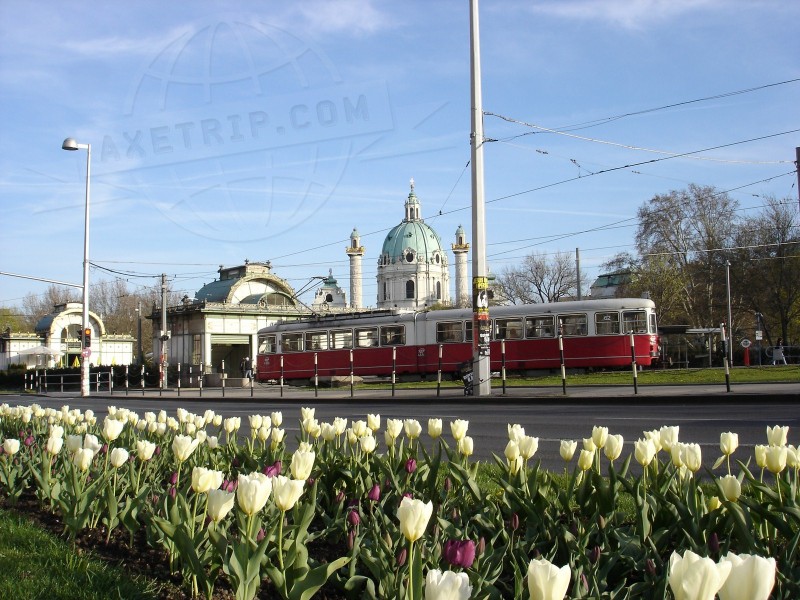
[62,137,91,397]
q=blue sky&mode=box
[1,0,798,311]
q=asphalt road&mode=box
[5,381,798,474]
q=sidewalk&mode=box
[33,380,799,403]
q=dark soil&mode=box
[2,493,349,599]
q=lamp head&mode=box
[62,138,79,151]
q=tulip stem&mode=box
[278,511,285,572]
[407,540,414,600]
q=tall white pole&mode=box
[470,0,491,396]
[81,143,91,397]
[63,138,91,396]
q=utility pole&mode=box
[469,0,491,396]
[160,274,168,389]
[136,300,143,366]
[795,147,799,212]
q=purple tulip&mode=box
[396,547,407,567]
[168,486,177,499]
[589,545,601,565]
[335,490,346,504]
[256,528,266,542]
[367,484,381,502]
[348,510,361,528]
[511,513,519,531]
[262,461,281,477]
[645,558,657,577]
[443,477,452,492]
[708,532,720,554]
[405,458,417,474]
[443,539,476,569]
[347,530,356,551]
[169,471,178,485]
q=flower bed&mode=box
[0,403,795,599]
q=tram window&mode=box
[282,333,304,352]
[355,328,378,348]
[649,313,657,334]
[331,329,353,349]
[559,314,588,336]
[305,331,329,351]
[525,316,554,338]
[465,320,473,343]
[258,335,277,354]
[495,318,523,340]
[436,321,463,343]
[595,311,620,335]
[380,325,406,346]
[622,310,647,333]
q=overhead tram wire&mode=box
[494,77,800,136]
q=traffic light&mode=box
[83,327,92,348]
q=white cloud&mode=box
[292,0,393,35]
[525,0,724,30]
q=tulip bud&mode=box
[477,537,486,557]
[256,528,266,542]
[347,530,356,551]
[396,547,407,567]
[405,458,417,474]
[598,515,606,530]
[367,484,381,502]
[169,471,179,485]
[708,532,720,554]
[169,486,177,499]
[443,477,452,492]
[645,558,657,577]
[347,510,361,528]
[511,512,520,531]
[335,490,345,504]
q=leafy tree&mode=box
[635,184,739,328]
[732,196,800,344]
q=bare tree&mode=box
[495,251,583,304]
[21,285,80,330]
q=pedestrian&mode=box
[243,356,253,380]
[772,338,787,365]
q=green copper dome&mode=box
[381,220,445,264]
[380,180,446,265]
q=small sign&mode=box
[755,330,763,341]
[740,339,751,348]
[82,348,91,358]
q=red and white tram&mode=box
[255,298,660,382]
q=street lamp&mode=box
[62,137,91,397]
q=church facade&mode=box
[375,180,452,310]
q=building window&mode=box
[192,335,202,363]
[406,252,414,263]
[436,281,441,299]
[406,280,415,299]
